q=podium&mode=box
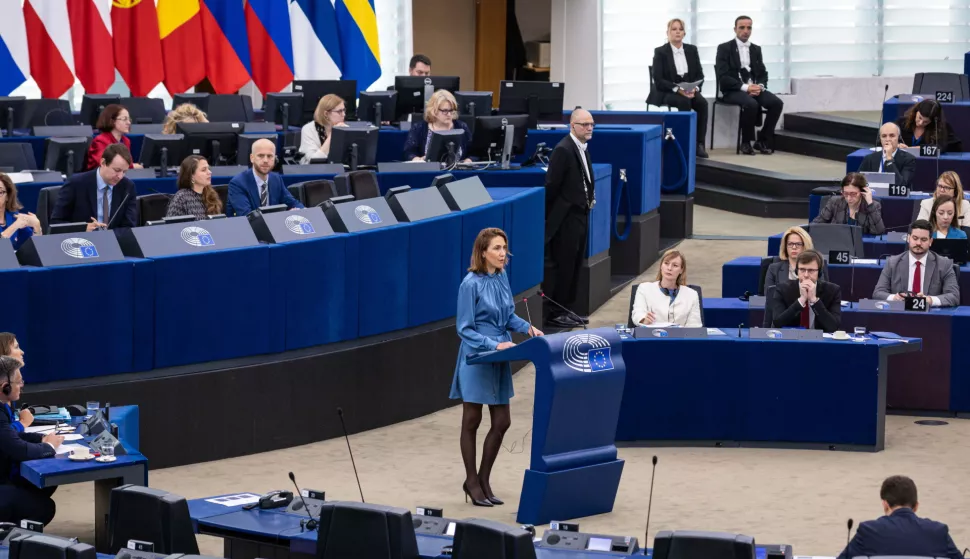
[468,327,627,525]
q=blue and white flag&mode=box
[0,0,30,96]
[289,0,343,81]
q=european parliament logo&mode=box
[875,301,891,310]
[354,205,382,225]
[284,215,315,235]
[562,333,614,373]
[181,226,215,247]
[60,238,99,259]
[651,329,669,338]
[767,329,783,339]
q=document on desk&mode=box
[638,321,678,328]
[205,493,261,507]
[55,443,89,456]
[706,328,726,336]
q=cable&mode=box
[613,168,632,241]
[501,428,532,454]
[660,128,688,193]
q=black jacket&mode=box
[857,148,917,188]
[647,43,704,106]
[544,135,593,242]
[715,39,768,94]
[812,195,886,235]
[50,169,138,228]
[768,279,842,333]
[0,403,54,485]
[836,508,962,559]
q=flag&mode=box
[24,0,75,98]
[245,0,293,94]
[68,0,114,94]
[0,1,30,96]
[112,0,164,96]
[335,0,381,89]
[199,0,251,94]
[289,0,342,80]
[158,0,206,94]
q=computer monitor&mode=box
[293,79,359,122]
[237,134,279,168]
[652,530,756,559]
[0,97,25,136]
[358,91,397,126]
[498,81,564,129]
[455,91,493,117]
[176,122,244,166]
[163,215,197,225]
[329,126,379,171]
[807,223,864,259]
[139,134,187,177]
[9,534,97,559]
[108,485,199,555]
[316,502,419,559]
[173,93,210,113]
[264,92,304,128]
[469,115,529,168]
[394,76,461,121]
[79,94,120,127]
[930,238,969,265]
[44,137,91,177]
[427,129,467,166]
[49,222,89,235]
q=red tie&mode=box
[913,261,922,294]
[800,303,810,328]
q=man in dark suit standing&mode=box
[858,122,917,187]
[714,16,784,155]
[227,138,304,216]
[544,109,595,328]
[837,475,962,559]
[50,143,138,230]
[767,250,842,332]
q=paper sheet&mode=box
[706,328,726,336]
[7,172,33,184]
[204,493,261,507]
[55,443,90,456]
[677,80,703,92]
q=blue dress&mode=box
[2,210,33,251]
[449,270,531,405]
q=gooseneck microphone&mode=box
[846,518,854,547]
[539,291,587,330]
[101,191,131,230]
[522,297,536,337]
[336,407,365,503]
[288,472,318,531]
[644,456,658,548]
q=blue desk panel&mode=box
[21,449,148,488]
[767,231,902,261]
[349,226,410,338]
[0,267,28,361]
[406,212,461,328]
[808,189,966,232]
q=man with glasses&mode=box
[715,15,783,155]
[227,139,304,216]
[767,249,842,332]
[873,219,960,307]
[858,122,916,187]
[544,109,595,328]
[51,143,138,230]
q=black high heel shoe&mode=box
[485,494,504,506]
[463,482,493,507]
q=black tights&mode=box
[460,403,511,499]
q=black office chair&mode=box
[18,99,73,128]
[758,256,779,296]
[287,183,306,206]
[36,186,61,234]
[137,194,171,226]
[626,282,705,329]
[0,143,36,171]
[335,170,380,200]
[762,285,776,327]
[912,72,970,101]
[205,95,255,123]
[710,83,767,153]
[912,201,924,225]
[119,97,167,124]
[298,180,338,207]
[213,185,229,211]
[645,65,673,111]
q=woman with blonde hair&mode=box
[917,171,969,226]
[764,225,827,294]
[162,103,209,135]
[299,94,349,163]
[403,89,471,162]
[631,249,702,327]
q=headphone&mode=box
[0,356,19,397]
[795,249,824,275]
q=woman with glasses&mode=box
[299,94,349,164]
[813,172,886,235]
[631,249,702,327]
[917,171,969,225]
[0,174,39,251]
[86,104,142,171]
[764,225,828,295]
[403,89,471,163]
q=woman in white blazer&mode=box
[916,171,970,227]
[631,249,702,327]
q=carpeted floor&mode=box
[43,206,970,558]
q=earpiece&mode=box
[1,383,8,396]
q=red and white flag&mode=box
[68,0,114,94]
[24,0,75,98]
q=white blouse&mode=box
[917,197,970,225]
[631,281,702,328]
[299,121,328,164]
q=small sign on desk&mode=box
[936,91,954,103]
[888,184,909,197]
[919,144,939,158]
[829,250,850,264]
[904,296,928,312]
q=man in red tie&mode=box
[767,249,843,332]
[873,220,961,307]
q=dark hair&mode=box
[96,104,128,133]
[880,475,918,508]
[735,15,752,27]
[929,195,957,232]
[0,332,16,356]
[841,172,868,192]
[0,174,21,213]
[795,249,823,272]
[469,227,509,274]
[409,54,431,69]
[177,155,222,215]
[0,355,22,387]
[910,219,933,235]
[101,143,133,167]
[903,99,948,147]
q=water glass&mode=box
[86,401,100,418]
[101,444,115,460]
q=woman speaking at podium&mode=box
[450,228,542,507]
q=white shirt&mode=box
[631,281,702,328]
[736,38,756,93]
[887,252,940,306]
[672,45,689,85]
[917,197,970,225]
[570,132,591,186]
[299,121,328,164]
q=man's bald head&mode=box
[570,109,594,143]
[250,138,278,177]
[879,122,901,153]
[252,138,277,153]
[571,109,592,125]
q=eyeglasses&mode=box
[798,268,820,274]
[0,190,8,197]
[574,122,595,129]
[937,185,955,192]
[437,108,457,115]
[787,242,804,249]
[329,108,346,115]
[114,116,131,123]
[842,191,861,198]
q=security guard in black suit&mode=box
[0,356,61,525]
[544,109,595,328]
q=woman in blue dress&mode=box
[450,228,542,507]
[0,175,40,251]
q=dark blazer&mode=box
[715,39,768,94]
[764,259,829,295]
[0,403,54,485]
[544,135,594,242]
[768,278,842,333]
[50,169,138,228]
[897,118,963,153]
[858,149,917,187]
[226,169,304,217]
[812,195,886,235]
[403,119,471,161]
[836,508,962,559]
[647,43,705,106]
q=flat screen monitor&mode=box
[49,222,89,235]
[293,79,359,122]
[264,92,304,128]
[469,115,528,162]
[930,238,969,265]
[455,91,493,117]
[139,134,187,171]
[329,126,379,171]
[427,129,467,165]
[79,94,120,127]
[173,93,210,113]
[394,76,461,121]
[358,91,397,126]
[652,530,756,559]
[498,80,564,128]
[176,122,244,166]
[44,137,90,177]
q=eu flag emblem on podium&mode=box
[300,222,314,234]
[81,246,99,258]
[198,234,214,246]
[588,347,614,372]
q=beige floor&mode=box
[45,206,970,558]
[820,110,881,123]
[707,148,846,180]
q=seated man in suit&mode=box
[50,143,138,230]
[872,219,960,307]
[227,138,304,216]
[837,475,962,559]
[858,122,917,187]
[768,249,841,333]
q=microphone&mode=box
[738,290,751,302]
[846,518,853,548]
[882,84,889,107]
[644,456,658,548]
[288,471,318,531]
[336,407,365,503]
[141,184,173,199]
[101,191,131,230]
[539,291,587,330]
[935,115,941,180]
[522,297,536,337]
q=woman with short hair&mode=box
[403,89,471,163]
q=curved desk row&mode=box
[767,230,907,260]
